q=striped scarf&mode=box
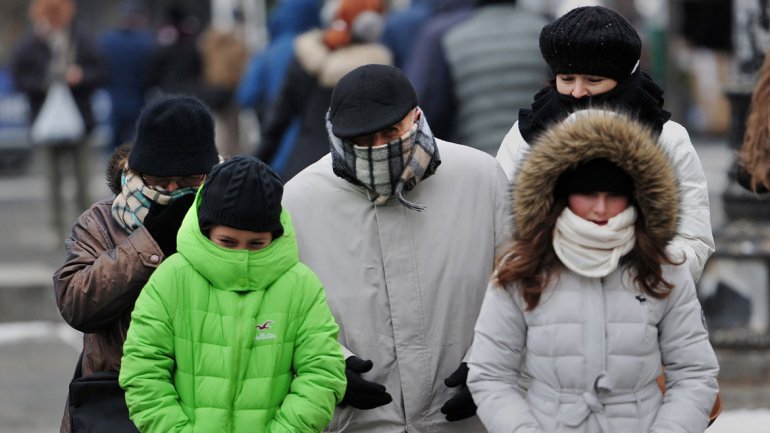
[328,107,441,211]
[110,170,196,233]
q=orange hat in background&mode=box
[323,0,386,50]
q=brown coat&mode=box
[54,148,165,432]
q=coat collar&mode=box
[176,189,298,292]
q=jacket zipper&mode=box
[230,297,245,431]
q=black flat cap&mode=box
[329,64,418,139]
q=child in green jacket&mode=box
[119,156,346,433]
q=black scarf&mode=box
[518,70,672,144]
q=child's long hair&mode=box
[740,50,770,192]
[496,198,677,311]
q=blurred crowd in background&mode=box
[0,0,736,176]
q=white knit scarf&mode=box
[552,206,637,278]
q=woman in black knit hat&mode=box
[495,5,714,283]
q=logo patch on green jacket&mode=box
[255,320,277,341]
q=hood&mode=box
[176,188,299,292]
[269,0,320,39]
[514,110,678,248]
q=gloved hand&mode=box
[440,362,477,422]
[340,356,393,410]
[142,194,195,257]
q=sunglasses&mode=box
[141,174,206,189]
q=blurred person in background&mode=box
[53,96,219,433]
[440,0,548,155]
[258,0,391,181]
[495,6,714,282]
[283,64,510,433]
[198,10,249,158]
[147,5,203,98]
[99,0,155,153]
[403,0,474,140]
[379,0,433,68]
[11,0,105,240]
[236,0,321,175]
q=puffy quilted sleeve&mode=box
[495,121,531,183]
[119,263,193,433]
[650,265,719,433]
[268,276,346,433]
[659,122,715,282]
[468,282,544,433]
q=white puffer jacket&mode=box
[496,119,714,281]
[469,265,719,433]
[471,112,719,433]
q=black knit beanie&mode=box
[555,158,635,198]
[198,156,284,238]
[539,6,641,82]
[329,64,417,139]
[128,96,219,176]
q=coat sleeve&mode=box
[10,36,48,96]
[54,207,164,332]
[660,123,715,282]
[468,283,544,433]
[72,33,106,93]
[650,266,719,433]
[405,22,456,140]
[119,266,193,433]
[492,158,513,253]
[495,122,530,183]
[268,280,347,433]
[258,57,310,164]
[236,52,266,108]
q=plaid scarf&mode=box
[328,108,441,211]
[110,170,196,233]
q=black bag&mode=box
[68,353,139,433]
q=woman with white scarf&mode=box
[468,110,719,433]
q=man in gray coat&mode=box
[283,64,510,432]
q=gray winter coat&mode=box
[469,111,719,433]
[283,140,510,433]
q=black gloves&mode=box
[340,356,393,410]
[142,194,195,257]
[440,362,477,422]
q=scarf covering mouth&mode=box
[328,107,441,211]
[518,70,671,145]
[552,206,637,278]
[111,169,197,233]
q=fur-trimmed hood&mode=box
[514,110,679,248]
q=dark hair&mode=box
[496,200,565,310]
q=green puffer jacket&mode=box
[119,191,346,433]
